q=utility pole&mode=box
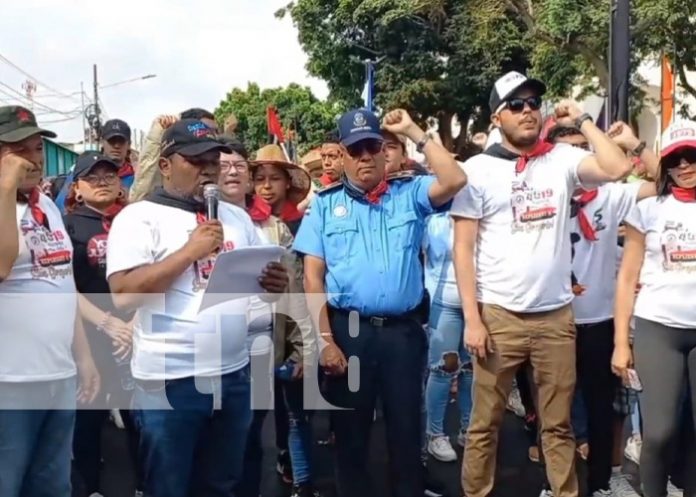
[80,81,88,149]
[22,80,37,110]
[92,64,101,139]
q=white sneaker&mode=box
[507,386,526,417]
[456,430,467,448]
[592,490,612,497]
[609,472,640,497]
[624,434,642,465]
[427,436,457,462]
[667,480,683,497]
[538,489,553,497]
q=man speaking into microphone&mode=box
[106,119,289,497]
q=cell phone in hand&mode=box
[625,368,643,392]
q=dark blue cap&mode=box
[73,152,119,178]
[101,119,131,141]
[337,109,383,147]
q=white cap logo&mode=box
[495,71,527,97]
[353,112,366,128]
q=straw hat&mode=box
[250,144,311,205]
[301,148,323,174]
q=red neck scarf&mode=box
[278,200,304,222]
[118,163,134,178]
[672,186,696,203]
[365,179,389,204]
[17,188,48,229]
[247,196,273,223]
[319,174,334,186]
[100,203,125,233]
[515,141,555,174]
[574,189,599,241]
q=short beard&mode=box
[503,130,540,149]
[170,185,202,203]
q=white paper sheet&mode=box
[199,245,286,312]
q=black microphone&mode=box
[203,184,220,221]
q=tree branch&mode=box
[505,0,608,89]
[677,56,696,100]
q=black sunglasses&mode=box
[504,96,543,113]
[663,148,696,169]
[180,154,221,168]
[346,139,384,158]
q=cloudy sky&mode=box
[0,0,328,144]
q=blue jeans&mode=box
[132,367,252,497]
[0,377,76,497]
[284,378,313,484]
[425,301,472,436]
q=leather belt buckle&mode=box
[370,316,386,327]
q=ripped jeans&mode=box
[425,301,473,437]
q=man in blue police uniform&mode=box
[294,108,467,497]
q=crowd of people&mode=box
[0,68,695,497]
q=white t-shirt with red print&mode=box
[450,143,591,313]
[571,182,643,324]
[0,193,77,382]
[625,195,696,328]
[106,201,264,380]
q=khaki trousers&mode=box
[462,304,578,497]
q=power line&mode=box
[0,52,80,103]
[0,80,81,116]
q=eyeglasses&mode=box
[346,139,384,158]
[80,173,119,186]
[503,96,543,113]
[220,160,249,172]
[663,148,696,169]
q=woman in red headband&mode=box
[613,121,696,497]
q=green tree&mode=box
[215,82,339,157]
[277,0,696,151]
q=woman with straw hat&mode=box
[250,144,311,236]
[218,137,322,497]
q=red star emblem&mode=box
[16,109,32,122]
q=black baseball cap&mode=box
[0,105,57,143]
[161,119,231,158]
[101,119,131,141]
[73,152,119,178]
[337,109,383,147]
[489,71,546,113]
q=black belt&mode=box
[329,307,418,328]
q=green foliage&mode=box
[278,0,696,148]
[214,83,338,157]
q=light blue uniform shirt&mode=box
[293,175,449,316]
[423,213,460,308]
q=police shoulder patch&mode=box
[316,181,343,195]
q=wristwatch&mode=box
[630,141,647,157]
[574,113,593,129]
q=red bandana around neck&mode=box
[515,141,555,174]
[319,174,334,186]
[365,179,389,204]
[118,163,134,178]
[671,186,696,203]
[100,203,125,233]
[278,200,304,222]
[17,188,48,229]
[574,189,599,241]
[247,196,273,223]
